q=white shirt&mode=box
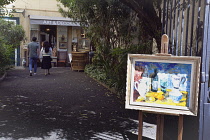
[40,47,52,58]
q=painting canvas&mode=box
[59,42,67,49]
[125,54,201,116]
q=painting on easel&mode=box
[125,54,201,116]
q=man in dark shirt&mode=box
[28,37,39,76]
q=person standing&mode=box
[28,37,39,76]
[40,41,52,76]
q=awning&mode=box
[29,15,80,26]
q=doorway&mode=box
[40,25,57,49]
[38,25,57,67]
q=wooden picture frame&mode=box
[125,54,201,116]
[59,42,67,49]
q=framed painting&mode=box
[59,42,67,49]
[125,54,201,116]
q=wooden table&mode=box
[71,52,89,71]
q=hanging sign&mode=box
[30,19,80,26]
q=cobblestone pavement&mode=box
[0,67,156,140]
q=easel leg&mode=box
[156,114,164,140]
[156,34,168,140]
[138,111,143,140]
[178,115,183,140]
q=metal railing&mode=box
[161,0,210,139]
[162,0,204,56]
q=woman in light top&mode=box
[41,41,52,76]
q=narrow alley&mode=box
[0,67,156,140]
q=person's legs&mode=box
[29,57,33,76]
[48,69,50,75]
[33,57,38,73]
[45,69,47,76]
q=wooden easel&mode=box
[138,34,184,140]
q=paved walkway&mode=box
[0,67,156,140]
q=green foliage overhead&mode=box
[85,43,152,100]
[57,0,144,50]
[0,0,15,7]
[119,0,162,50]
[58,0,153,100]
[0,0,16,17]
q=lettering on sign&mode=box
[43,20,52,25]
[43,20,77,26]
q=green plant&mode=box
[58,0,154,102]
[0,38,13,75]
[0,19,25,47]
[0,0,16,17]
[85,43,152,101]
[0,18,25,74]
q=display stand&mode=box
[138,111,143,140]
[137,34,184,140]
[71,52,89,71]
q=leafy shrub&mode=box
[0,38,14,75]
[85,43,152,101]
[0,18,25,75]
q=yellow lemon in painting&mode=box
[166,89,172,92]
[180,98,186,101]
[157,91,164,95]
[146,92,152,97]
[154,93,159,98]
[166,99,175,105]
[155,100,162,104]
[157,95,164,100]
[149,97,156,102]
[181,91,188,94]
[146,92,155,97]
[176,102,186,106]
[136,96,145,102]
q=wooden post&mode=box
[157,34,184,140]
[138,111,143,140]
[178,115,184,140]
[155,34,169,140]
[156,114,164,140]
[155,34,170,140]
[161,34,169,54]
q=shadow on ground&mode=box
[0,67,142,140]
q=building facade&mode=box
[7,0,89,66]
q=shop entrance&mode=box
[40,25,57,48]
[39,25,57,67]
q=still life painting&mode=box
[125,54,201,116]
